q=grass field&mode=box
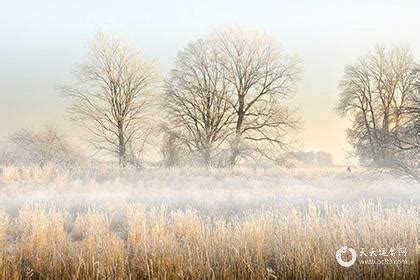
[0,166,418,279]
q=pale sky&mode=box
[1,0,420,164]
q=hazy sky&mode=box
[1,0,419,164]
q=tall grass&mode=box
[0,166,418,279]
[0,202,417,279]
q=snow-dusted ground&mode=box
[1,166,418,215]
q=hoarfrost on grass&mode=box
[0,166,418,279]
[0,166,418,215]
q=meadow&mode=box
[0,165,418,279]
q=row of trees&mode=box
[336,45,419,180]
[284,151,333,167]
[61,27,300,168]
[1,26,418,180]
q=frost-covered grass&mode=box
[0,165,419,279]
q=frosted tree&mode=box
[61,33,158,167]
[391,69,420,180]
[2,125,81,168]
[212,27,300,165]
[336,44,419,180]
[164,38,235,167]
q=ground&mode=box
[0,165,418,279]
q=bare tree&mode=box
[212,27,300,165]
[61,33,158,167]
[336,44,419,180]
[390,69,420,180]
[1,125,82,168]
[164,38,235,167]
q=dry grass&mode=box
[0,166,418,279]
[0,202,417,279]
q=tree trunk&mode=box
[118,122,126,168]
[230,104,244,166]
[229,135,241,166]
[203,149,211,168]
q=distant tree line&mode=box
[283,151,333,167]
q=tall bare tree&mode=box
[336,44,419,180]
[164,38,235,166]
[212,27,300,165]
[62,33,157,167]
[390,69,420,179]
